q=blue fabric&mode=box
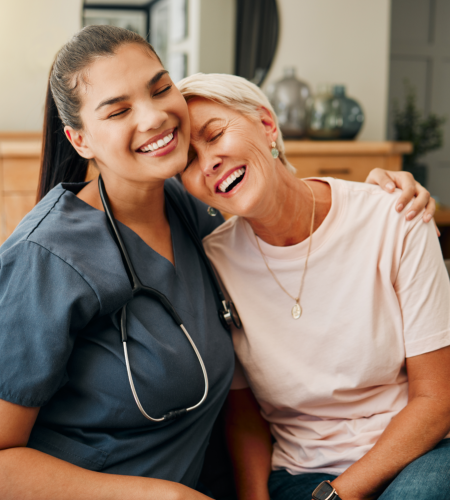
[269,471,337,500]
[0,179,234,487]
[379,439,450,500]
[268,439,450,500]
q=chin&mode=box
[216,196,258,218]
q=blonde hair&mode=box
[177,73,296,174]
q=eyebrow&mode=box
[95,70,169,111]
[197,117,223,137]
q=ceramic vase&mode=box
[267,67,311,139]
[306,84,364,140]
[331,85,364,140]
[306,84,339,140]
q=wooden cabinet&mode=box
[284,141,412,181]
[0,139,41,244]
[7,138,448,253]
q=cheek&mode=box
[181,166,210,201]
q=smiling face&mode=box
[181,98,280,217]
[67,43,190,184]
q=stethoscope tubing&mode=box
[123,323,209,422]
[98,175,210,422]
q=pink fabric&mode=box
[203,178,450,475]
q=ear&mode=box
[258,106,279,145]
[64,126,95,160]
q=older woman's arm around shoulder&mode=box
[0,400,210,500]
[225,388,273,500]
[331,346,450,500]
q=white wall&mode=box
[0,0,83,131]
[264,0,391,141]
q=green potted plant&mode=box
[392,81,446,187]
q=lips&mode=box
[215,166,247,194]
[136,127,176,153]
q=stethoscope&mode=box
[98,175,241,423]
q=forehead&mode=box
[81,44,163,103]
[187,98,240,135]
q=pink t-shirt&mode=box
[203,178,450,476]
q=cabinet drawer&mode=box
[287,156,386,182]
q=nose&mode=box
[136,100,168,133]
[197,150,222,177]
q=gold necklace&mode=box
[254,180,316,319]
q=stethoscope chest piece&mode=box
[220,300,242,330]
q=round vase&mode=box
[267,67,311,139]
[306,85,364,140]
[306,84,339,140]
[331,85,364,140]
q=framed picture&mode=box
[83,7,148,40]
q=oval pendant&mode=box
[207,206,218,217]
[292,303,302,319]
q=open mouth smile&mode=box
[136,128,177,156]
[215,166,247,194]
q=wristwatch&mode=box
[312,480,342,500]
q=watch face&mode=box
[312,481,334,500]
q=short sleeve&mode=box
[394,219,450,357]
[0,241,99,407]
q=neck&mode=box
[245,166,331,247]
[77,165,175,265]
[78,168,167,228]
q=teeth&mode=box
[139,132,174,153]
[218,167,245,193]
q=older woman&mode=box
[178,74,450,500]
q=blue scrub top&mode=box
[0,179,234,487]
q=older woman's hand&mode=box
[365,169,439,235]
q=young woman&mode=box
[0,26,234,500]
[0,26,436,500]
[177,73,450,500]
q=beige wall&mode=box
[265,0,391,141]
[198,0,235,75]
[0,0,83,131]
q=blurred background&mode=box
[0,0,449,257]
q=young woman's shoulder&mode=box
[0,182,131,317]
[165,177,225,239]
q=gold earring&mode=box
[271,141,279,159]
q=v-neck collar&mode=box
[61,182,181,276]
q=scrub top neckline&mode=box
[62,182,180,274]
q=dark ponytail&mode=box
[37,77,88,201]
[37,25,160,201]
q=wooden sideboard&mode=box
[6,137,450,256]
